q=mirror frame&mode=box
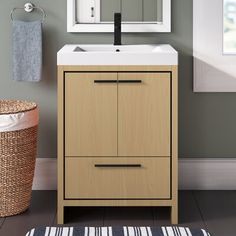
[67,0,171,32]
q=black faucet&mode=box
[114,13,122,45]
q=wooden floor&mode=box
[0,191,236,236]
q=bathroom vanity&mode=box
[57,44,178,224]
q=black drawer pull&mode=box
[94,164,142,168]
[118,80,142,83]
[94,80,117,83]
[94,80,142,83]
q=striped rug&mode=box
[25,226,211,236]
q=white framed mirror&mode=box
[67,0,171,32]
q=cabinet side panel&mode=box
[57,66,65,224]
[171,66,178,224]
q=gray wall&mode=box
[0,0,236,158]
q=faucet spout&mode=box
[114,13,122,45]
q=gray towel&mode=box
[12,20,42,82]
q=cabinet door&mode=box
[65,73,117,156]
[118,73,170,156]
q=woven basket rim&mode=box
[0,100,37,115]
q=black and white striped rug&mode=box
[26,226,211,236]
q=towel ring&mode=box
[10,3,46,22]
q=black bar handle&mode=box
[94,80,117,83]
[94,80,142,83]
[94,164,142,168]
[118,80,142,83]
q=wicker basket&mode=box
[0,100,39,217]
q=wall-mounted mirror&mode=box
[67,0,171,32]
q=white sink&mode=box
[74,45,167,52]
[57,44,178,65]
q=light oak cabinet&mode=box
[58,66,178,224]
[65,73,118,157]
[65,157,170,199]
[65,72,170,157]
[118,73,170,157]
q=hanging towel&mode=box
[12,20,42,82]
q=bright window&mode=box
[224,0,236,53]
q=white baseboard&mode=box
[33,158,57,190]
[179,158,236,190]
[33,158,236,190]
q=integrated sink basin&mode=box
[57,44,178,65]
[74,45,167,52]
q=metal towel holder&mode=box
[10,3,46,22]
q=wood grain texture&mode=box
[61,199,175,207]
[171,66,178,224]
[118,73,170,156]
[58,65,178,224]
[65,73,118,157]
[58,66,65,224]
[59,65,173,72]
[65,157,170,199]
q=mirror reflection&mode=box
[101,0,162,22]
[76,0,163,23]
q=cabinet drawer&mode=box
[65,157,170,199]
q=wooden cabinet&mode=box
[65,73,117,156]
[65,72,170,157]
[58,66,178,225]
[65,157,170,199]
[118,73,170,156]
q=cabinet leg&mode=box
[171,205,178,225]
[57,205,64,225]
